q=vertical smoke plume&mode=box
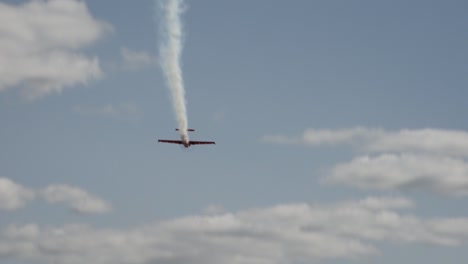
[158,0,189,142]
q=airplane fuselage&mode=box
[182,139,190,148]
[181,135,190,148]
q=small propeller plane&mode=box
[158,129,216,148]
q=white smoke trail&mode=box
[158,0,189,142]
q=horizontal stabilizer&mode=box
[175,128,195,132]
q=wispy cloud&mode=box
[0,0,111,100]
[73,102,141,120]
[120,47,155,71]
[264,127,468,196]
[0,177,111,214]
[262,127,383,145]
[263,127,468,157]
[41,185,111,214]
[203,204,226,215]
[1,197,468,264]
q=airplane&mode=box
[158,129,216,148]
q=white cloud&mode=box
[73,102,141,120]
[366,129,468,157]
[264,127,468,195]
[41,184,111,214]
[120,47,155,71]
[1,197,468,264]
[326,154,468,196]
[262,127,384,146]
[0,177,35,210]
[0,177,110,214]
[0,0,111,100]
[352,196,414,210]
[301,127,384,146]
[263,127,468,157]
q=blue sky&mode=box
[1,0,468,263]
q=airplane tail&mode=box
[175,128,195,132]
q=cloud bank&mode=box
[1,197,468,264]
[0,0,111,99]
[264,127,468,196]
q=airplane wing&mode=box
[189,141,216,145]
[158,139,184,144]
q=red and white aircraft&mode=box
[158,129,215,148]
